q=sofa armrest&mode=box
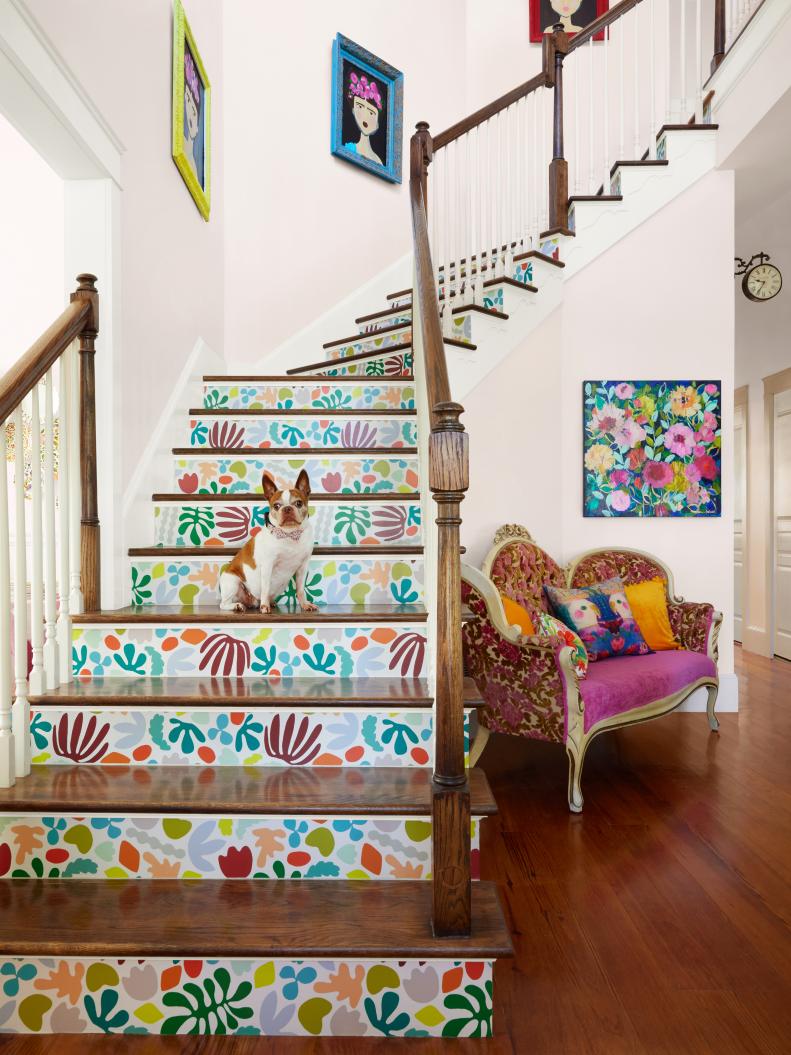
[461,563,579,745]
[667,601,723,663]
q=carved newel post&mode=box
[430,401,471,937]
[410,120,433,208]
[70,274,100,612]
[544,23,571,233]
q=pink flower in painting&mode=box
[686,483,708,507]
[694,454,719,481]
[610,469,630,486]
[655,504,670,517]
[684,462,702,483]
[612,416,646,449]
[615,383,635,399]
[608,490,632,512]
[703,411,717,430]
[591,402,625,435]
[321,472,342,493]
[705,384,718,395]
[643,460,674,489]
[628,448,646,471]
[696,428,715,443]
[662,423,695,457]
[693,444,706,457]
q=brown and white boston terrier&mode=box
[218,469,318,614]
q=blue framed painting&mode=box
[583,380,722,518]
[331,33,403,184]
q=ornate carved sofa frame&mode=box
[462,525,722,812]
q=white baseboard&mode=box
[677,672,738,713]
[246,253,411,375]
[120,336,225,603]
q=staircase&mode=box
[0,0,757,1040]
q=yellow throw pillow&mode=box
[500,594,535,636]
[624,577,680,651]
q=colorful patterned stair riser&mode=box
[202,381,416,412]
[187,415,417,450]
[0,957,494,1037]
[174,454,419,495]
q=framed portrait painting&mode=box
[583,380,722,518]
[172,0,211,220]
[331,33,403,184]
[529,0,609,43]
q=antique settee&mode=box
[462,525,722,812]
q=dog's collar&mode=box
[268,522,306,541]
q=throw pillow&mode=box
[500,593,535,636]
[544,577,652,661]
[538,611,588,680]
[624,577,680,651]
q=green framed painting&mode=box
[583,380,722,517]
[172,0,211,220]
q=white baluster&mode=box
[619,13,626,160]
[633,8,641,157]
[496,111,504,278]
[0,417,14,788]
[648,0,657,158]
[68,345,82,614]
[695,0,703,123]
[541,88,549,236]
[504,107,514,277]
[588,36,595,193]
[28,384,44,694]
[602,21,610,192]
[529,95,537,248]
[456,136,465,304]
[441,146,452,336]
[680,0,687,122]
[57,354,72,685]
[573,53,580,194]
[12,406,30,776]
[665,0,672,123]
[42,369,59,685]
[476,123,486,304]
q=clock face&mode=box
[744,263,782,302]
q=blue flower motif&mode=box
[208,712,233,746]
[167,563,190,586]
[89,650,112,676]
[331,819,366,842]
[240,386,257,406]
[284,820,309,848]
[1,962,37,996]
[42,817,67,845]
[338,562,363,586]
[91,817,123,838]
[279,965,317,1000]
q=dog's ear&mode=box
[261,471,278,502]
[295,469,311,498]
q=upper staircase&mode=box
[0,0,762,1039]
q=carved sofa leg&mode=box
[706,683,720,732]
[469,723,490,767]
[566,742,585,813]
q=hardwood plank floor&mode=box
[2,646,789,1053]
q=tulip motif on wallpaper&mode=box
[583,380,721,517]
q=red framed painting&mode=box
[529,0,609,44]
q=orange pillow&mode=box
[500,594,535,636]
[624,577,680,651]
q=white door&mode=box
[774,389,791,659]
[734,402,746,643]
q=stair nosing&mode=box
[151,492,422,502]
[286,341,413,375]
[172,446,418,456]
[129,545,424,557]
[188,408,417,417]
[355,303,412,324]
[322,319,411,348]
[202,374,415,383]
[72,604,430,625]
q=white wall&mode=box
[462,169,736,682]
[734,184,791,657]
[0,114,64,372]
[25,0,225,494]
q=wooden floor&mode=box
[2,646,789,1053]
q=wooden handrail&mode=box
[433,71,546,150]
[0,299,89,423]
[567,0,644,51]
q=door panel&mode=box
[774,390,791,659]
[734,403,746,643]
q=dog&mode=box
[219,469,318,614]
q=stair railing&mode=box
[0,274,100,788]
[713,0,767,70]
[411,0,735,936]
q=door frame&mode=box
[764,366,791,659]
[734,385,748,643]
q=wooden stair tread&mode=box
[152,491,421,502]
[129,545,424,557]
[657,123,718,135]
[287,342,413,375]
[355,303,412,324]
[72,603,429,624]
[483,276,537,293]
[189,407,416,416]
[203,374,414,383]
[568,194,624,204]
[29,675,484,707]
[0,879,513,959]
[511,248,565,267]
[0,764,497,815]
[609,158,669,176]
[172,446,418,456]
[323,320,409,348]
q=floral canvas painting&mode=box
[583,380,721,517]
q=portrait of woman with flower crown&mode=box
[331,34,403,184]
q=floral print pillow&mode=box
[537,612,588,680]
[544,577,652,661]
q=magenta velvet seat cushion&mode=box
[579,649,717,733]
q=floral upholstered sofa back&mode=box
[483,525,566,629]
[569,550,670,590]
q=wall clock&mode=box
[735,252,782,303]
